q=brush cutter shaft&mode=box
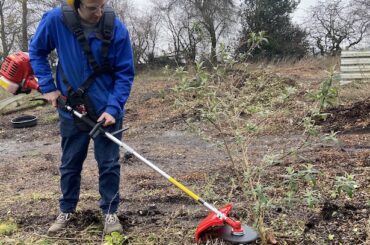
[68,104,227,219]
[104,127,229,218]
[111,135,231,221]
[112,134,229,219]
[106,131,224,216]
[106,133,171,179]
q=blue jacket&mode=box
[29,7,134,120]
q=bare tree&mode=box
[189,0,235,64]
[154,0,203,64]
[0,1,21,57]
[130,13,161,66]
[306,0,370,56]
[353,0,370,42]
[155,0,235,65]
[111,1,163,67]
[110,0,131,23]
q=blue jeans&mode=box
[58,116,122,214]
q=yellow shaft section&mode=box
[169,177,200,201]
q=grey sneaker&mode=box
[47,212,72,235]
[104,213,123,234]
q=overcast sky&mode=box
[133,0,319,23]
[293,0,319,23]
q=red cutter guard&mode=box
[196,204,258,244]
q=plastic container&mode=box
[11,115,38,128]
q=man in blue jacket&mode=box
[29,0,134,235]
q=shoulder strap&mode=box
[99,6,115,40]
[98,6,115,64]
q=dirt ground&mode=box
[0,67,369,245]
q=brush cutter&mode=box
[0,51,259,244]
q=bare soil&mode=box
[320,97,370,133]
[0,69,369,245]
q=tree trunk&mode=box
[21,0,28,52]
[210,29,217,64]
[0,1,9,57]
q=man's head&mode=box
[67,0,106,25]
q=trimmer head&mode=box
[195,204,258,244]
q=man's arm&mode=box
[29,11,60,106]
[104,20,135,120]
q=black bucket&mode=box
[11,115,38,128]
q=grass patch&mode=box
[0,220,17,236]
[136,68,170,81]
[31,192,54,201]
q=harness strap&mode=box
[99,6,115,64]
[76,66,114,96]
[61,4,100,73]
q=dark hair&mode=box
[74,0,80,9]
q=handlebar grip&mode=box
[56,96,68,110]
[89,119,106,139]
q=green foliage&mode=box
[237,31,269,60]
[104,232,127,245]
[285,164,320,189]
[323,131,339,145]
[285,190,295,208]
[262,152,282,165]
[303,116,321,137]
[285,166,299,192]
[239,0,308,59]
[172,61,295,136]
[308,67,338,111]
[335,173,358,198]
[284,165,319,208]
[300,164,319,187]
[36,239,52,245]
[248,31,268,48]
[202,174,218,201]
[0,220,17,236]
[304,190,319,208]
[252,184,271,218]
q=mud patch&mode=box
[319,98,370,132]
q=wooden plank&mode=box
[338,50,370,84]
[341,50,370,58]
[341,58,370,65]
[340,73,370,80]
[341,66,370,72]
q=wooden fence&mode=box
[340,50,370,84]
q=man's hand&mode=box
[98,112,116,126]
[43,90,61,107]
